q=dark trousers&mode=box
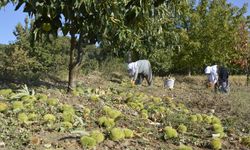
[135,73,152,86]
[215,80,229,93]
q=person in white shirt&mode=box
[205,65,218,86]
[205,65,229,93]
[128,60,152,86]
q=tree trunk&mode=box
[67,32,84,93]
[67,34,77,92]
[188,68,191,76]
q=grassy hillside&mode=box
[0,73,249,150]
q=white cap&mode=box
[205,66,211,74]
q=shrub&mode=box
[0,45,41,82]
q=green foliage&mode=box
[80,136,97,149]
[0,45,40,81]
[61,104,75,113]
[83,107,91,118]
[61,104,75,123]
[196,114,203,122]
[110,128,125,141]
[61,122,73,130]
[21,95,36,104]
[0,102,8,112]
[103,106,121,119]
[99,58,127,77]
[90,95,99,102]
[140,109,149,119]
[213,124,224,134]
[211,116,221,124]
[72,86,84,96]
[164,126,178,139]
[150,48,173,75]
[177,124,187,133]
[28,113,38,121]
[18,113,29,123]
[0,89,13,98]
[190,115,198,122]
[43,114,56,123]
[90,130,105,143]
[203,115,212,124]
[211,138,222,150]
[62,111,75,123]
[97,116,115,129]
[1,0,248,81]
[127,101,144,111]
[123,128,134,138]
[35,93,48,101]
[241,136,250,147]
[47,98,59,106]
[177,145,193,150]
[12,101,24,111]
[0,19,70,82]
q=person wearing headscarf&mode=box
[205,65,218,86]
[128,60,152,86]
[205,65,229,93]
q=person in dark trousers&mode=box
[205,65,229,93]
[217,66,229,93]
[128,60,153,86]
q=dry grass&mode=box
[229,75,248,86]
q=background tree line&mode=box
[0,0,249,89]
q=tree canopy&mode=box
[0,0,249,87]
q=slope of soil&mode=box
[0,73,249,150]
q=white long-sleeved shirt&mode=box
[128,60,152,82]
[205,65,218,84]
